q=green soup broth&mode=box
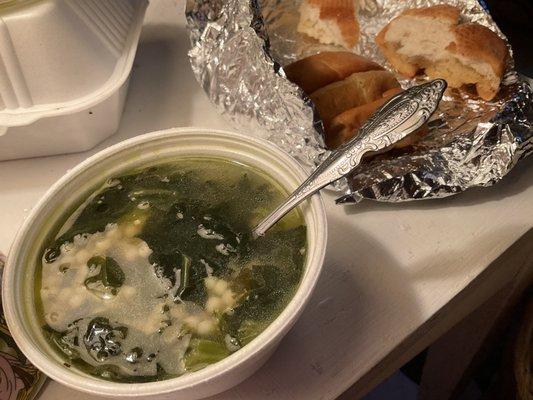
[36,157,306,382]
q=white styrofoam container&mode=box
[0,0,148,160]
[3,128,327,399]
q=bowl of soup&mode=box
[2,128,327,399]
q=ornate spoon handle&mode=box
[252,79,447,238]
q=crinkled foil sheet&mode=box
[186,0,533,203]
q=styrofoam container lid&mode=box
[0,0,148,126]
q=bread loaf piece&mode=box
[310,70,400,126]
[298,0,360,49]
[376,5,508,101]
[284,51,383,94]
[327,88,428,150]
[326,88,402,148]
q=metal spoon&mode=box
[252,79,447,238]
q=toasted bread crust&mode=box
[449,23,508,99]
[326,87,428,149]
[284,51,384,94]
[310,70,400,126]
[326,88,402,148]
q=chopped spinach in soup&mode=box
[38,158,306,382]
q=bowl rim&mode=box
[2,127,327,397]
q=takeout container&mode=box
[2,127,328,399]
[0,0,148,161]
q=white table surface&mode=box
[1,2,532,399]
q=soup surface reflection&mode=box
[37,158,306,382]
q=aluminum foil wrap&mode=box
[186,0,533,203]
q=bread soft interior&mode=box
[299,2,343,46]
[377,6,507,100]
[384,16,496,94]
[298,0,359,49]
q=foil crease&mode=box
[186,0,533,203]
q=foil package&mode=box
[186,0,533,203]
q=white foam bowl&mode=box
[2,128,327,399]
[0,0,148,160]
